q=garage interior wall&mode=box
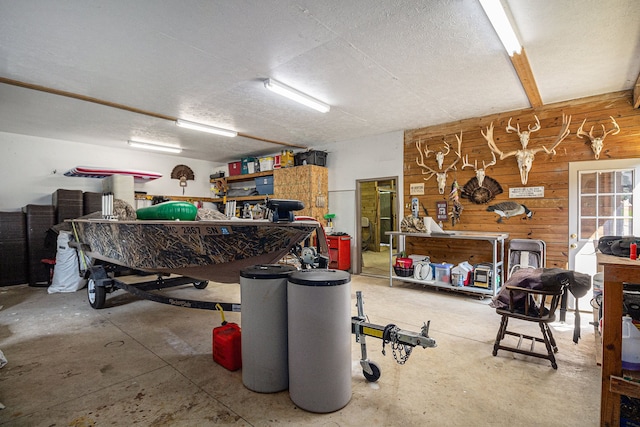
[0,132,226,211]
[403,90,640,268]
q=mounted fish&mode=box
[576,116,620,159]
[486,201,533,223]
[455,131,503,204]
[448,180,463,226]
[415,139,459,194]
[483,114,572,185]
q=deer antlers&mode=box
[457,131,496,187]
[416,139,459,194]
[576,116,620,159]
[483,114,572,185]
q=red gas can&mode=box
[212,323,242,371]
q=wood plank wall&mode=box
[403,91,640,268]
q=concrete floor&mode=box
[0,274,601,426]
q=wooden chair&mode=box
[492,283,567,369]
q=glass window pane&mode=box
[616,195,633,216]
[617,170,634,193]
[616,218,633,236]
[581,195,597,216]
[599,172,615,193]
[598,218,615,236]
[581,219,597,239]
[599,195,615,216]
[581,172,597,194]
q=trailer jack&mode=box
[351,290,436,382]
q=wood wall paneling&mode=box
[403,91,640,268]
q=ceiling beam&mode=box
[0,76,307,149]
[509,48,543,108]
[633,71,640,109]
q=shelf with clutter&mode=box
[386,220,508,297]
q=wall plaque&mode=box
[410,183,425,195]
[509,186,544,198]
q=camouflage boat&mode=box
[70,218,326,283]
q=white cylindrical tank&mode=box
[287,269,352,413]
[240,264,297,393]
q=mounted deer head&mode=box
[456,131,496,187]
[435,139,451,170]
[483,114,572,185]
[506,115,541,149]
[415,138,451,170]
[576,116,620,159]
[416,139,459,194]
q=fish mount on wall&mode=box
[454,131,503,204]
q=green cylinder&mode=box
[136,201,197,221]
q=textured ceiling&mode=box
[0,0,638,163]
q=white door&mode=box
[568,159,640,310]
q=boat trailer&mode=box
[352,290,436,381]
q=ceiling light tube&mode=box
[479,0,522,56]
[264,78,330,113]
[128,140,182,154]
[175,119,238,137]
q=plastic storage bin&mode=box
[259,156,274,171]
[241,157,259,174]
[431,263,454,283]
[228,161,242,176]
[294,150,327,167]
[255,176,274,195]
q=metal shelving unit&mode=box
[386,230,509,297]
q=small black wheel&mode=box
[193,281,209,289]
[363,361,381,382]
[87,277,106,309]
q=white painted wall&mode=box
[0,129,403,272]
[312,130,404,269]
[0,132,226,211]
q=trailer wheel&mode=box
[87,277,106,309]
[193,281,209,289]
[363,361,381,382]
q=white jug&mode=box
[622,315,640,370]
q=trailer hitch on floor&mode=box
[351,290,436,382]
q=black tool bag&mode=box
[598,236,639,257]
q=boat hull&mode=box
[70,219,323,282]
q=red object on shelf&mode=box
[228,161,242,176]
[212,323,242,371]
[327,235,351,271]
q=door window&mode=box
[579,169,634,240]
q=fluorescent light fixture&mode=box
[175,119,238,137]
[264,78,330,113]
[128,140,182,154]
[479,0,522,56]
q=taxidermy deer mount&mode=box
[455,131,503,204]
[576,116,620,159]
[455,131,496,188]
[482,114,572,185]
[415,138,459,194]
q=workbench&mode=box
[597,253,640,426]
